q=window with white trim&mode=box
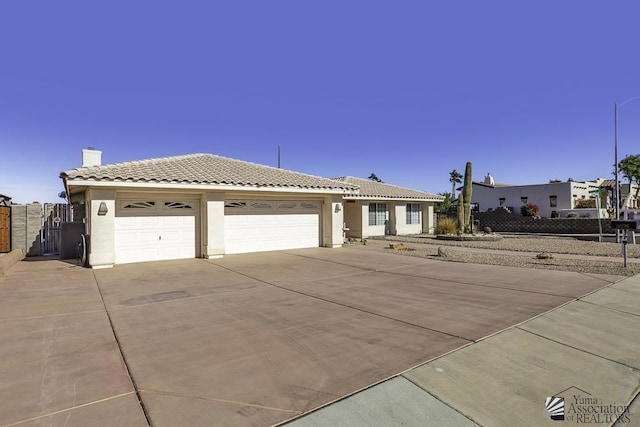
[406,203,420,224]
[368,203,387,226]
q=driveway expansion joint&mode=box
[576,298,640,318]
[138,388,299,414]
[374,269,582,299]
[401,375,481,427]
[92,269,153,426]
[3,392,137,427]
[514,326,640,372]
[0,309,105,323]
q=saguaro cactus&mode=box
[457,192,465,234]
[463,161,473,233]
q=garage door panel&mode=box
[115,215,195,264]
[224,213,319,255]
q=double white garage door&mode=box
[114,200,198,264]
[223,200,320,254]
[114,199,321,264]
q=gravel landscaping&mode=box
[353,234,640,276]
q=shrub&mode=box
[567,212,579,218]
[520,202,540,217]
[435,217,459,235]
[575,199,596,209]
[483,226,492,234]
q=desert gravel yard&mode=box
[365,234,640,276]
[372,233,640,256]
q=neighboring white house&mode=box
[471,174,638,218]
[334,176,444,239]
[60,150,442,268]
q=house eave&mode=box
[343,195,443,202]
[63,178,356,195]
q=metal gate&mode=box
[42,203,72,255]
[0,206,9,253]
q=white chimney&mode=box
[82,147,102,167]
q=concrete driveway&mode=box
[0,248,620,426]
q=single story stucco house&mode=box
[334,176,443,238]
[60,149,442,268]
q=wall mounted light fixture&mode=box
[334,204,342,213]
[97,201,109,216]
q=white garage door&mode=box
[115,200,197,264]
[224,200,320,254]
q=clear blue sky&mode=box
[2,1,640,203]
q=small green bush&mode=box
[435,217,459,235]
[567,212,579,218]
[520,202,540,217]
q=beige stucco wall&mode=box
[394,203,423,235]
[344,201,434,238]
[80,186,347,266]
[363,201,387,238]
[87,188,116,268]
[322,195,344,248]
[343,201,362,238]
[422,204,435,234]
[203,193,225,258]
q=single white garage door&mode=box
[224,200,320,254]
[114,200,197,264]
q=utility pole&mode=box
[278,145,281,168]
[615,103,620,242]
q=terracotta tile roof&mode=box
[61,154,359,191]
[333,176,444,201]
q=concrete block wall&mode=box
[11,203,42,256]
[474,210,615,234]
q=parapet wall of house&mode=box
[474,210,615,234]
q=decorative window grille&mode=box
[164,202,193,209]
[224,202,247,209]
[122,201,156,209]
[278,202,297,209]
[251,202,273,209]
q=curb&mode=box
[0,249,25,275]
